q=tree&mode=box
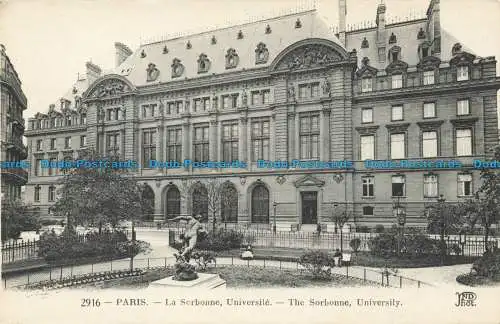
[1,198,40,241]
[51,149,145,233]
[333,207,351,252]
[475,145,500,250]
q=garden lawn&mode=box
[72,266,377,289]
[351,252,478,268]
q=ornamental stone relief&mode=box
[225,48,239,69]
[90,79,130,98]
[146,63,160,82]
[171,58,185,78]
[275,45,342,71]
[255,42,269,65]
[197,53,211,74]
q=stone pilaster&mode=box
[321,104,331,161]
[209,117,218,161]
[287,112,296,160]
[238,116,248,162]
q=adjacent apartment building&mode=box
[1,44,28,200]
[24,0,500,231]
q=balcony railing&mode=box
[0,71,27,106]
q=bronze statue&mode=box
[170,214,206,262]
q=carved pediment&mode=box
[386,60,408,74]
[417,55,441,71]
[356,57,378,78]
[450,44,476,66]
[294,174,325,188]
[275,44,342,71]
[88,79,131,98]
[416,120,444,131]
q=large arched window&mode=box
[165,186,180,220]
[192,183,208,221]
[221,182,238,223]
[141,185,155,221]
[251,184,269,223]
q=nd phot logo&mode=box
[455,292,477,307]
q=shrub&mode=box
[472,249,500,280]
[192,250,216,271]
[356,226,370,233]
[349,238,361,253]
[368,233,397,257]
[298,250,335,279]
[403,234,440,257]
[197,229,244,252]
[374,224,385,233]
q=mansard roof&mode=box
[114,9,345,86]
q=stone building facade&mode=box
[24,1,500,231]
[1,44,28,200]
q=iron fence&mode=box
[2,256,431,290]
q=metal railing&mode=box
[2,256,432,290]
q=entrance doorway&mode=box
[301,191,318,224]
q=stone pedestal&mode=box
[150,273,226,289]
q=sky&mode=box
[0,0,499,121]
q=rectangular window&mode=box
[36,140,43,151]
[361,108,373,123]
[392,175,405,197]
[424,174,438,198]
[193,126,209,162]
[457,66,469,81]
[222,122,239,161]
[458,174,472,196]
[114,109,120,121]
[457,99,470,116]
[34,186,40,202]
[150,104,156,117]
[106,133,120,156]
[298,84,308,99]
[48,187,55,202]
[310,83,320,98]
[50,138,56,150]
[391,105,403,121]
[362,177,374,197]
[80,114,87,125]
[64,137,71,149]
[262,90,270,104]
[48,158,57,176]
[176,101,183,114]
[390,133,406,159]
[194,99,202,112]
[108,109,113,121]
[391,74,403,89]
[167,129,182,162]
[142,129,157,168]
[423,102,436,118]
[251,119,270,161]
[66,116,72,126]
[35,159,42,176]
[456,129,472,156]
[423,70,435,85]
[361,78,372,92]
[222,95,230,109]
[360,135,375,160]
[80,135,87,147]
[231,94,239,108]
[362,206,374,216]
[299,114,320,159]
[251,91,260,105]
[422,131,438,158]
[167,102,175,114]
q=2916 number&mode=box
[81,298,101,307]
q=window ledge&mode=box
[391,196,407,199]
[361,196,375,199]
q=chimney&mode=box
[338,0,347,46]
[426,0,441,57]
[115,42,133,68]
[86,61,102,85]
[376,2,387,63]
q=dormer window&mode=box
[389,33,397,44]
[391,74,403,89]
[457,65,469,81]
[391,52,398,62]
[361,77,372,93]
[422,47,429,58]
[361,38,369,49]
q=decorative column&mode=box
[294,114,300,160]
[270,112,276,160]
[239,117,248,162]
[156,123,164,172]
[287,112,296,160]
[209,117,218,161]
[182,121,190,165]
[321,107,331,161]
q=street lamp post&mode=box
[437,194,446,265]
[272,201,277,234]
[394,196,406,255]
[459,224,469,257]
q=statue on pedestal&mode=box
[169,214,208,281]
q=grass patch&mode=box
[351,252,477,268]
[73,266,377,289]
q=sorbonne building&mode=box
[24,0,500,232]
[1,44,28,200]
